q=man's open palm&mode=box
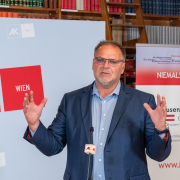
[23,91,48,132]
[144,94,167,131]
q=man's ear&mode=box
[121,63,125,74]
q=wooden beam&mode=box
[99,0,112,40]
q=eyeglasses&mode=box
[94,57,124,67]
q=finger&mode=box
[23,93,29,108]
[39,98,48,109]
[156,93,161,107]
[29,91,34,103]
[143,103,153,115]
[163,106,167,117]
[23,104,29,114]
[162,95,166,107]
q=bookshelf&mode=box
[3,0,179,87]
[0,0,61,18]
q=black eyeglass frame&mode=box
[94,57,125,66]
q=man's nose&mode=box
[103,60,110,68]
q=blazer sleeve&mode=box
[23,94,67,156]
[145,95,171,162]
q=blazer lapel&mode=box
[106,83,131,144]
[80,84,93,144]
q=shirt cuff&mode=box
[29,123,40,137]
[159,133,166,140]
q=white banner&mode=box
[136,44,180,180]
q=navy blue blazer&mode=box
[24,81,171,180]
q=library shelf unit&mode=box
[0,2,62,18]
[0,0,147,86]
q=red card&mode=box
[0,65,44,112]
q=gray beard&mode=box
[95,76,115,89]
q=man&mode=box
[23,41,171,180]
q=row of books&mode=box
[146,25,180,45]
[125,24,180,45]
[0,11,59,18]
[125,0,135,14]
[0,0,44,7]
[125,26,140,41]
[64,0,101,11]
[0,11,18,17]
[141,0,180,16]
[62,0,123,12]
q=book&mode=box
[145,0,149,14]
[68,0,72,9]
[91,0,95,11]
[87,0,91,11]
[141,0,146,14]
[162,26,166,44]
[162,0,166,15]
[153,26,157,44]
[113,0,118,12]
[6,0,11,5]
[49,0,53,8]
[32,0,36,7]
[149,0,153,14]
[84,0,87,10]
[159,0,162,15]
[117,0,123,13]
[44,0,48,7]
[27,0,30,6]
[159,26,163,44]
[112,18,123,45]
[170,0,173,15]
[152,0,156,14]
[53,0,57,8]
[167,0,170,15]
[165,26,169,44]
[10,0,14,6]
[126,59,134,69]
[95,0,99,11]
[156,0,160,15]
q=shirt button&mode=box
[99,159,101,161]
[99,175,101,177]
[102,128,104,130]
[104,114,106,116]
[100,143,102,145]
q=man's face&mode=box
[92,45,125,87]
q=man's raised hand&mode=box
[23,91,48,132]
[143,94,167,131]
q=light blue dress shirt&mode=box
[91,81,120,180]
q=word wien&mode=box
[15,84,30,92]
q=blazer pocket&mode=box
[63,170,71,180]
[129,173,150,180]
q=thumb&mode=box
[39,98,48,108]
[143,103,153,115]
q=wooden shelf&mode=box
[111,24,144,27]
[123,46,136,49]
[143,14,180,20]
[106,2,140,7]
[0,6,59,11]
[125,69,136,72]
[126,76,136,78]
[108,12,123,15]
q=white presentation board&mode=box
[0,18,105,180]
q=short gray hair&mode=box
[94,40,126,62]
